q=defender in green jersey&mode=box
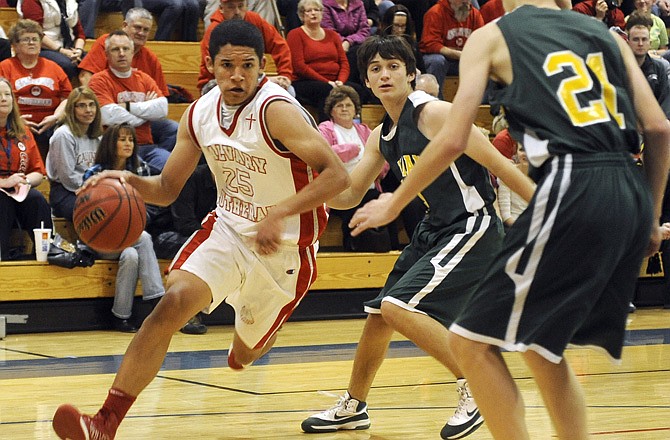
[349,1,670,439]
[300,35,535,439]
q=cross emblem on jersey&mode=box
[245,114,257,130]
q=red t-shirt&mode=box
[419,0,485,54]
[198,11,293,90]
[88,69,163,145]
[286,27,349,83]
[79,34,169,96]
[480,0,505,23]
[0,57,72,123]
[0,128,45,176]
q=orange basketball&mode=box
[73,178,146,253]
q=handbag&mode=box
[47,235,97,269]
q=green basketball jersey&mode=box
[379,91,497,229]
[490,6,639,169]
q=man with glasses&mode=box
[87,30,170,174]
[79,8,179,156]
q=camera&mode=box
[604,0,619,9]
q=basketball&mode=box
[73,178,146,253]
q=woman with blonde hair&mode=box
[46,86,102,221]
[0,77,52,260]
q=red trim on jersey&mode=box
[187,101,201,150]
[254,245,318,349]
[258,95,308,158]
[218,77,269,136]
[169,211,217,272]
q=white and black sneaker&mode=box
[440,379,484,439]
[301,392,370,433]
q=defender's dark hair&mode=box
[209,19,265,61]
[357,35,417,87]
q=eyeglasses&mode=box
[18,37,40,44]
[74,102,97,110]
[392,24,407,29]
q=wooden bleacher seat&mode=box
[0,250,399,301]
[0,7,17,33]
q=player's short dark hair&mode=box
[209,20,265,61]
[357,35,416,87]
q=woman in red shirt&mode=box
[287,0,365,121]
[0,77,53,261]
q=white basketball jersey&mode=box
[187,78,327,247]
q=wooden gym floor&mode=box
[0,309,668,439]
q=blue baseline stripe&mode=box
[0,328,668,380]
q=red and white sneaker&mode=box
[52,404,117,440]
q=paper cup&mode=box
[33,228,51,262]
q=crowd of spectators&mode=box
[2,0,669,325]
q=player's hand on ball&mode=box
[78,170,129,193]
[255,211,285,255]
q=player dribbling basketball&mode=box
[52,20,349,440]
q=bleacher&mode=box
[0,6,502,335]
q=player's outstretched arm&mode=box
[328,125,387,210]
[81,108,202,207]
[614,34,670,255]
[349,28,499,236]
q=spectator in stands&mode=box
[19,0,86,80]
[627,0,669,54]
[480,0,504,23]
[287,0,359,122]
[321,0,371,101]
[139,0,203,41]
[419,0,484,99]
[627,12,670,116]
[572,0,626,30]
[394,0,434,41]
[415,73,439,97]
[46,87,102,222]
[198,0,294,95]
[88,30,171,174]
[0,77,53,261]
[379,4,426,73]
[362,0,383,35]
[319,85,397,251]
[83,123,165,333]
[79,8,179,156]
[77,0,134,39]
[152,162,216,335]
[205,0,282,30]
[0,20,72,160]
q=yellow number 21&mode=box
[543,51,625,129]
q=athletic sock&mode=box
[97,387,137,426]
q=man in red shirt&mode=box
[419,0,484,99]
[79,8,178,155]
[88,31,170,174]
[198,0,293,94]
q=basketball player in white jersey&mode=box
[52,19,350,440]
